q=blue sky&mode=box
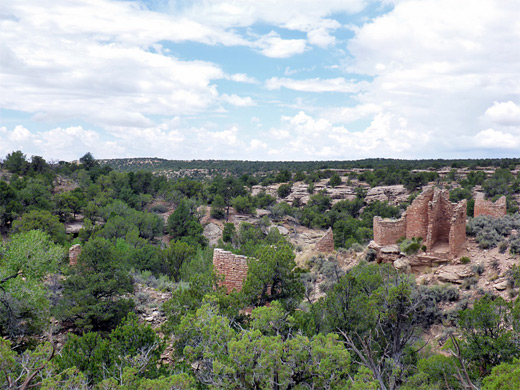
[1,0,519,161]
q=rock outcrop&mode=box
[203,223,222,247]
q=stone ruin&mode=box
[68,244,81,266]
[373,187,467,259]
[474,193,506,218]
[213,248,249,293]
[315,227,334,253]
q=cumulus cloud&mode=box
[221,94,256,107]
[265,77,367,93]
[254,32,308,58]
[343,0,520,157]
[0,125,122,161]
[485,101,520,126]
[472,129,520,149]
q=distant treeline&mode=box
[100,157,520,175]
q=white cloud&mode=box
[1,2,230,128]
[485,101,520,126]
[338,0,520,157]
[228,73,258,84]
[0,125,123,161]
[320,104,382,123]
[221,94,256,107]
[472,129,520,149]
[265,77,367,93]
[254,31,307,58]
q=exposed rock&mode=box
[203,223,222,247]
[276,225,289,235]
[365,185,409,205]
[494,280,508,291]
[436,269,462,284]
[65,221,83,235]
[394,258,411,273]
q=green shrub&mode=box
[399,237,424,255]
[277,183,292,198]
[460,256,471,264]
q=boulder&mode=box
[394,258,411,273]
[203,223,222,247]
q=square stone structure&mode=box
[373,187,467,258]
[213,248,249,293]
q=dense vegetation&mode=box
[2,151,520,389]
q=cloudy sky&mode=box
[1,0,519,161]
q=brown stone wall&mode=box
[372,186,467,259]
[315,227,335,253]
[474,193,506,218]
[373,216,407,245]
[69,244,81,266]
[425,189,452,250]
[406,187,434,240]
[449,200,467,256]
[213,248,249,293]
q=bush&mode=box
[365,249,377,262]
[510,235,520,255]
[328,173,342,187]
[399,237,424,255]
[499,241,509,254]
[277,183,292,198]
[460,256,471,264]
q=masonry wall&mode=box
[449,200,467,256]
[315,227,335,253]
[373,187,467,259]
[474,193,506,218]
[373,216,407,245]
[406,187,434,240]
[69,244,81,266]
[213,248,249,293]
[425,190,452,250]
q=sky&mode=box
[1,0,520,162]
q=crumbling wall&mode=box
[406,187,433,240]
[449,200,467,256]
[373,216,407,246]
[474,193,506,218]
[373,187,466,258]
[315,227,335,253]
[213,248,249,293]
[426,190,452,250]
[69,244,81,266]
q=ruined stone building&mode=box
[474,193,506,218]
[373,187,467,258]
[213,248,249,293]
[314,227,334,253]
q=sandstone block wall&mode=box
[449,200,467,256]
[406,187,433,240]
[373,187,466,258]
[474,193,506,218]
[373,217,407,245]
[213,248,249,293]
[315,227,335,253]
[69,244,81,266]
